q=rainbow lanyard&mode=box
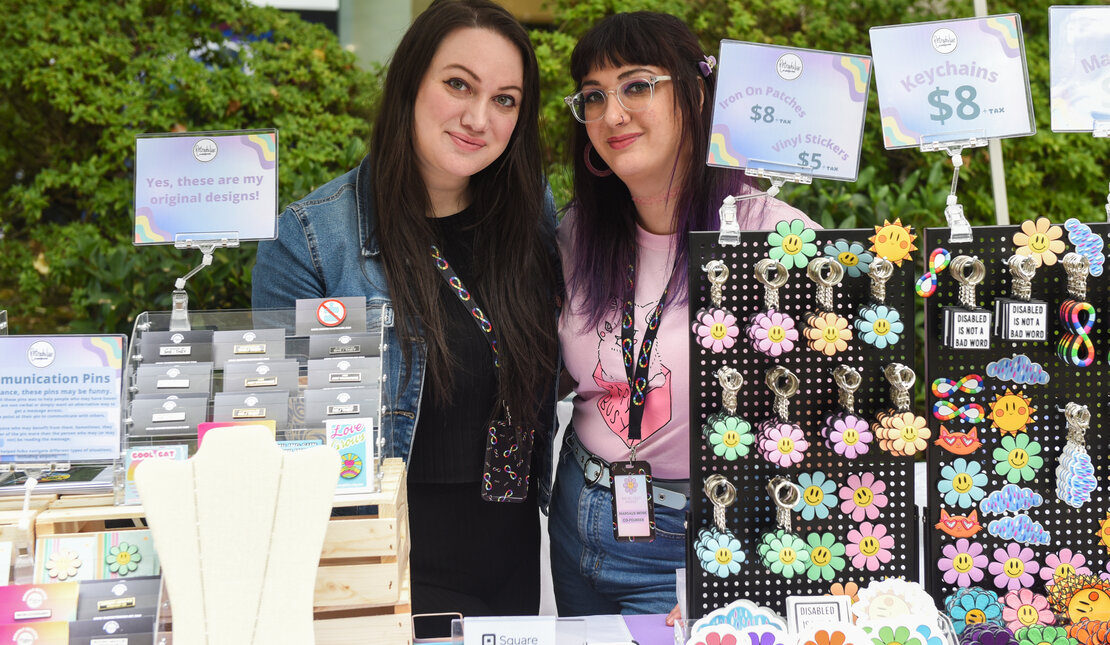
[621,260,668,444]
[430,244,499,368]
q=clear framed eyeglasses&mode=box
[563,75,672,124]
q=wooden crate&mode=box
[32,459,412,644]
[315,458,411,645]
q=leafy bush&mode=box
[0,0,380,333]
[533,0,1110,233]
[3,0,1107,333]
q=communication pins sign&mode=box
[870,14,1036,148]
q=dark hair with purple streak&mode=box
[564,11,761,330]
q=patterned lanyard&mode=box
[430,245,499,369]
[622,260,667,444]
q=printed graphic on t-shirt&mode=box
[591,302,673,446]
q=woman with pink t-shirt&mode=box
[550,12,817,616]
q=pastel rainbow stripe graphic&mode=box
[133,207,170,243]
[244,132,277,170]
[708,125,743,167]
[981,16,1020,58]
[881,108,920,147]
[835,56,871,102]
[84,336,124,369]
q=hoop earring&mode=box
[583,141,612,177]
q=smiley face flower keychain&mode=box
[758,366,808,467]
[692,259,740,353]
[822,365,873,459]
[855,257,904,350]
[747,259,799,357]
[874,363,930,457]
[696,474,744,578]
[702,367,754,461]
[803,257,851,356]
[759,476,809,578]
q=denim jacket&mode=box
[252,155,559,511]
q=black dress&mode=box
[406,208,540,638]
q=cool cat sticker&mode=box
[708,41,872,181]
[870,14,1035,148]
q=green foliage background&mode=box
[2,0,1106,334]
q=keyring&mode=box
[755,258,790,289]
[768,476,801,509]
[704,474,737,507]
[1007,254,1037,299]
[702,260,729,308]
[951,255,986,286]
[766,365,800,398]
[807,257,845,313]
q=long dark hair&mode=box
[565,12,759,330]
[370,0,557,426]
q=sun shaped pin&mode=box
[1047,573,1110,623]
[987,389,1035,436]
[868,219,917,267]
[1098,512,1110,554]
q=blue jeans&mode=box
[548,438,686,616]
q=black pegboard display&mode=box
[688,227,920,619]
[924,223,1110,613]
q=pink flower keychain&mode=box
[747,258,798,357]
[691,259,740,353]
[759,366,808,467]
[822,365,873,459]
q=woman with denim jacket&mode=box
[551,12,817,617]
[252,0,558,631]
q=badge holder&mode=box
[993,254,1047,342]
[717,164,814,246]
[942,255,991,350]
[919,134,987,244]
[610,448,656,543]
[1056,402,1097,509]
[168,232,241,332]
[1057,252,1097,368]
[695,475,744,578]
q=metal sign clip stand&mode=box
[0,460,70,583]
[717,164,814,247]
[920,137,988,244]
[0,311,7,335]
[169,232,241,332]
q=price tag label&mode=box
[707,41,872,181]
[870,14,1035,148]
[1050,6,1110,132]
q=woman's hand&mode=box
[665,603,682,626]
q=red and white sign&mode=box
[316,299,347,327]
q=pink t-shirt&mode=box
[557,194,814,480]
